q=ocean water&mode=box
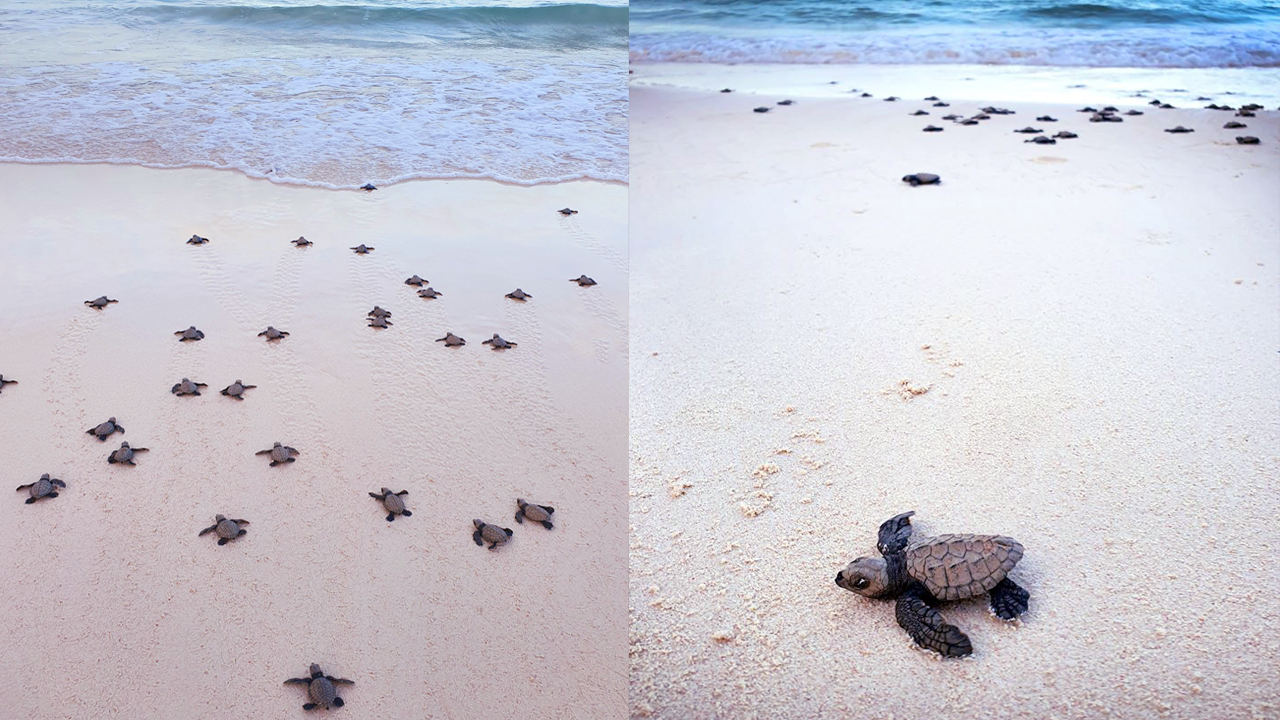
[630,0,1280,68]
[0,0,628,188]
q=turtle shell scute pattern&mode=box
[905,534,1023,601]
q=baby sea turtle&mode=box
[958,118,979,125]
[923,95,939,101]
[835,511,1029,657]
[84,295,119,309]
[175,326,205,342]
[558,208,579,215]
[369,488,412,521]
[1025,136,1056,144]
[292,236,312,247]
[860,92,873,98]
[777,100,795,106]
[1014,126,1042,134]
[1237,110,1256,117]
[752,107,770,113]
[884,96,899,102]
[107,441,149,466]
[933,102,950,107]
[505,288,532,301]
[350,244,374,254]
[481,333,517,349]
[367,316,393,329]
[1053,131,1078,139]
[187,235,209,245]
[720,88,733,93]
[256,442,299,466]
[1206,104,1232,111]
[368,306,392,319]
[1102,106,1118,112]
[941,114,962,121]
[1124,110,1144,116]
[435,332,465,347]
[1224,121,1246,129]
[17,474,65,504]
[1035,115,1057,122]
[172,378,208,396]
[515,499,555,529]
[570,275,597,286]
[285,664,354,711]
[360,183,376,191]
[473,519,513,550]
[86,416,124,441]
[1237,136,1260,145]
[1090,113,1122,123]
[902,173,940,187]
[221,379,257,400]
[404,275,427,286]
[418,287,442,299]
[1165,126,1194,133]
[1159,103,1175,109]
[972,113,991,120]
[922,125,943,132]
[910,110,929,116]
[258,326,290,341]
[0,375,16,393]
[199,514,249,545]
[1078,106,1097,113]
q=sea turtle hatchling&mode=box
[187,235,209,245]
[368,306,392,319]
[292,236,313,247]
[284,664,354,711]
[835,511,1029,657]
[505,288,532,301]
[922,125,943,132]
[1237,136,1260,145]
[360,183,377,191]
[404,275,427,286]
[910,110,929,116]
[86,416,124,441]
[752,107,770,113]
[258,326,290,341]
[175,326,205,342]
[1025,136,1057,145]
[369,488,412,521]
[171,378,208,396]
[0,375,16,394]
[1165,126,1194,133]
[902,173,941,187]
[17,474,65,503]
[435,332,465,346]
[514,499,555,529]
[1054,131,1079,139]
[84,295,119,309]
[570,275,597,286]
[473,519,513,550]
[198,514,249,545]
[1014,127,1042,134]
[1224,121,1247,129]
[367,316,393,329]
[1035,115,1057,122]
[557,208,578,215]
[107,441,150,466]
[221,379,257,400]
[256,442,300,466]
[481,333,517,349]
[418,287,442,299]
[350,244,375,254]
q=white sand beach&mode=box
[628,66,1279,719]
[0,164,627,718]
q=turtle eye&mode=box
[853,578,869,589]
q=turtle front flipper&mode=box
[283,678,311,685]
[541,520,553,530]
[473,529,484,546]
[895,587,972,657]
[989,578,1030,620]
[877,511,916,554]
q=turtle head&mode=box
[516,498,527,507]
[108,416,116,422]
[835,557,890,598]
[215,514,226,521]
[473,519,485,529]
[381,487,392,495]
[309,664,323,678]
[40,473,51,480]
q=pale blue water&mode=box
[0,1,629,187]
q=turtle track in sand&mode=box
[261,243,326,448]
[559,218,627,364]
[42,308,105,450]
[189,242,259,330]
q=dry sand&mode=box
[628,68,1279,719]
[0,163,627,718]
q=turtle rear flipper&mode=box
[989,578,1030,620]
[877,511,915,554]
[514,513,524,524]
[218,538,229,545]
[25,497,36,504]
[540,505,555,514]
[51,479,66,488]
[895,587,972,657]
[541,521,553,530]
[303,703,316,711]
[333,698,344,707]
[387,513,396,522]
[16,483,34,492]
[400,510,411,517]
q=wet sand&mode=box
[0,163,627,718]
[628,69,1279,719]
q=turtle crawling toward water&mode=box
[292,236,312,247]
[187,235,209,245]
[175,326,205,342]
[835,511,1029,657]
[1035,115,1057,122]
[570,275,597,286]
[284,663,354,711]
[367,316,393,329]
[0,375,16,393]
[369,488,412,521]
[107,441,149,466]
[17,474,65,504]
[505,288,532,301]
[1165,126,1195,134]
[199,514,249,545]
[221,379,257,400]
[1224,121,1247,129]
[436,332,465,347]
[902,173,941,187]
[1025,136,1057,145]
[256,442,299,466]
[360,183,377,191]
[368,306,392,319]
[473,519,513,549]
[1053,131,1078,139]
[481,333,517,349]
[418,287,442,299]
[404,275,427,287]
[1014,127,1042,134]
[84,295,119,309]
[1237,136,1260,145]
[558,207,579,216]
[752,107,770,113]
[86,416,124,441]
[515,499,555,529]
[922,125,943,132]
[172,378,208,396]
[258,326,290,341]
[350,244,375,254]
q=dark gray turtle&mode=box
[985,107,1015,115]
[558,207,579,215]
[505,288,532,301]
[902,173,940,187]
[752,107,770,113]
[1237,136,1260,145]
[861,92,873,98]
[360,183,377,191]
[17,474,65,504]
[1236,110,1256,117]
[1206,104,1232,110]
[958,118,979,125]
[292,236,312,247]
[1014,127,1043,134]
[922,125,943,132]
[941,114,962,121]
[1124,110,1144,116]
[570,275,597,286]
[84,296,119,309]
[481,333,517,349]
[1102,106,1118,112]
[86,416,124,441]
[175,326,205,342]
[1035,115,1057,122]
[187,235,209,245]
[1148,99,1162,106]
[107,441,149,466]
[435,332,465,347]
[473,519,513,550]
[720,88,733,93]
[1241,103,1264,111]
[285,664,354,711]
[367,316,393,329]
[0,375,16,393]
[1159,103,1175,109]
[1224,121,1247,129]
[368,306,392,319]
[171,378,208,396]
[515,498,555,529]
[198,514,249,545]
[1025,136,1057,145]
[933,102,950,107]
[350,244,375,254]
[369,488,412,521]
[884,96,899,102]
[1165,126,1194,133]
[777,100,795,106]
[256,442,299,466]
[221,379,257,400]
[972,113,992,120]
[404,275,427,286]
[1053,131,1078,139]
[1090,113,1122,123]
[258,326,290,341]
[418,287,442,299]
[910,110,929,116]
[923,96,939,101]
[835,511,1029,658]
[1078,106,1097,113]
